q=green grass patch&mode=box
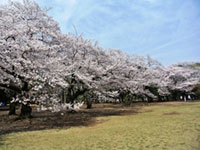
[1,101,200,150]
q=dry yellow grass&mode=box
[0,101,200,150]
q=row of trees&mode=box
[0,0,200,116]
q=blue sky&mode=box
[1,0,200,65]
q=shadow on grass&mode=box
[0,136,5,148]
[0,103,142,136]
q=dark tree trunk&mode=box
[158,96,163,102]
[147,97,153,103]
[8,102,16,115]
[20,104,32,118]
[86,100,92,109]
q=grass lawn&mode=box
[0,101,200,150]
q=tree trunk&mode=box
[148,97,153,103]
[20,104,32,118]
[86,100,92,109]
[8,102,16,115]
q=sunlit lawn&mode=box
[1,101,200,150]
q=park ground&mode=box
[0,101,200,150]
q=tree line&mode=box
[0,0,200,117]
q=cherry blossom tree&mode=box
[1,0,199,117]
[0,0,68,116]
[164,63,200,100]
